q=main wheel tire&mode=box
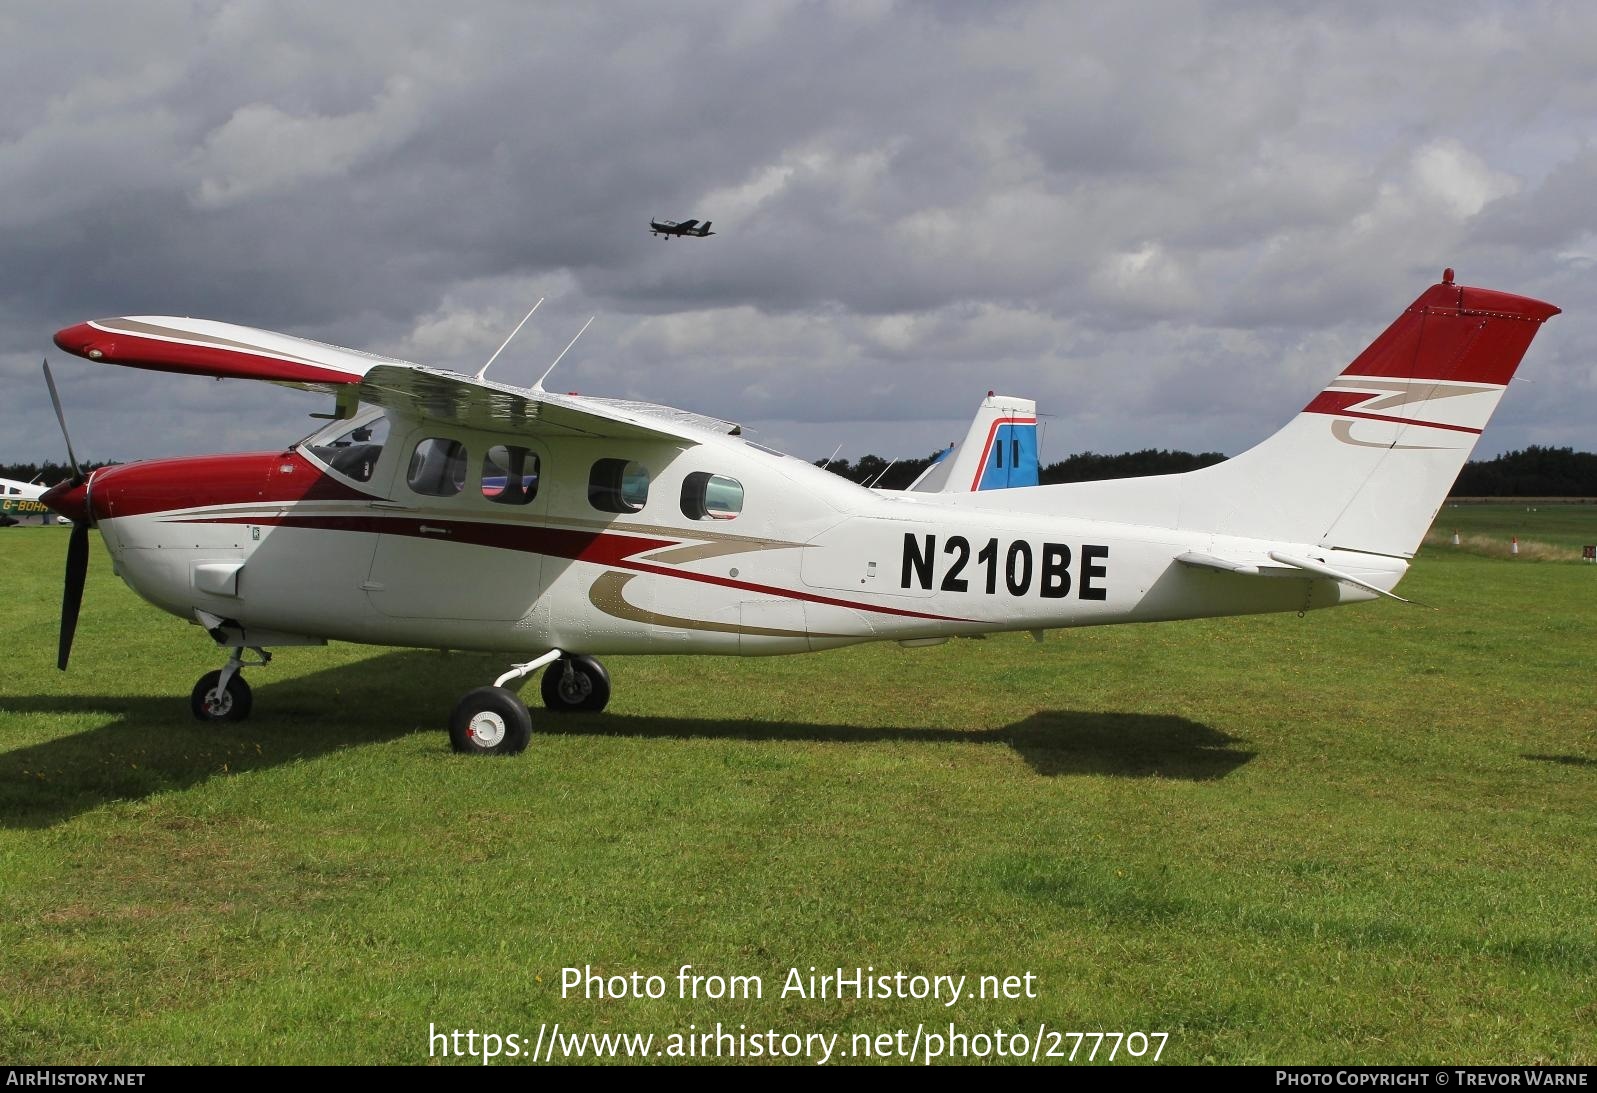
[449,686,532,755]
[540,655,611,713]
[190,670,253,722]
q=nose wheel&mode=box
[190,670,254,722]
[190,647,268,723]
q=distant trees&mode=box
[816,448,1227,488]
[815,454,940,491]
[0,460,117,487]
[1039,449,1227,484]
[818,444,1597,496]
[1449,446,1597,497]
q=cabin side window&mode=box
[408,438,469,497]
[482,445,539,506]
[680,471,744,521]
[589,458,649,514]
[304,414,389,483]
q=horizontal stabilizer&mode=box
[1175,549,1414,604]
[1266,551,1415,604]
[1173,551,1300,577]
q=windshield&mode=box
[301,408,390,483]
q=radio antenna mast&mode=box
[474,298,543,381]
[534,315,595,392]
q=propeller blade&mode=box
[59,521,89,671]
[42,358,84,485]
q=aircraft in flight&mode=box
[40,270,1558,755]
[649,218,714,238]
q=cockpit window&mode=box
[304,413,389,482]
[482,445,539,505]
[407,438,469,497]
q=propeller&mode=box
[42,359,90,670]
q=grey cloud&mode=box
[0,1,1591,466]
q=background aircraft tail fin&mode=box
[910,393,1039,492]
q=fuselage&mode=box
[75,409,1392,658]
[1,476,52,523]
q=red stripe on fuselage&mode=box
[88,451,377,522]
[91,448,974,623]
[183,511,973,623]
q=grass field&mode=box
[1,515,1593,1065]
[1426,501,1597,560]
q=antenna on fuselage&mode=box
[866,459,897,488]
[532,315,595,392]
[474,298,544,381]
[822,442,843,470]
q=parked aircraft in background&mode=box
[40,270,1558,756]
[649,218,714,238]
[907,393,1040,493]
[0,475,52,526]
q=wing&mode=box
[677,219,699,230]
[55,315,743,445]
[54,316,398,392]
[358,365,741,444]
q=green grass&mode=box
[0,517,1593,1065]
[1428,500,1597,559]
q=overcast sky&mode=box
[2,1,1592,466]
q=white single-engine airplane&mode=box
[41,270,1559,755]
[1,475,53,525]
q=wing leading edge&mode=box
[54,315,740,446]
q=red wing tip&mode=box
[53,321,105,359]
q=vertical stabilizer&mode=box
[910,393,1040,492]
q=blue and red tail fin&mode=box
[908,393,1040,492]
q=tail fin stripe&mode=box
[1302,391,1483,435]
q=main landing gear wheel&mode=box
[540,655,611,713]
[190,670,253,722]
[449,686,532,755]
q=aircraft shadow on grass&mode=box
[1521,753,1596,768]
[1,651,1253,828]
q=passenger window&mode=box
[589,458,649,513]
[680,472,744,520]
[408,438,468,497]
[306,415,389,482]
[482,445,539,505]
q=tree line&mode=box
[818,444,1597,497]
[1449,446,1597,497]
[0,460,119,487]
[818,448,1227,490]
